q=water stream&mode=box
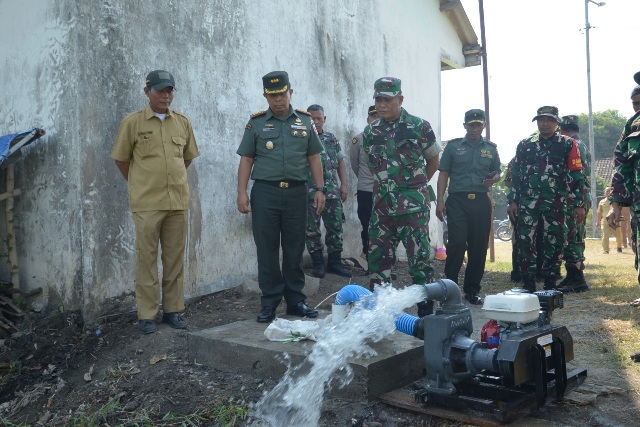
[249,284,426,427]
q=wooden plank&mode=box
[378,389,504,427]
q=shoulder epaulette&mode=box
[485,140,497,147]
[448,138,463,143]
[250,110,266,118]
[295,109,311,116]
[172,110,189,120]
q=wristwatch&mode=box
[316,186,326,194]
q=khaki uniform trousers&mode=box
[133,210,187,320]
[601,222,622,252]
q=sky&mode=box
[440,0,640,162]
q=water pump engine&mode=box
[411,280,586,422]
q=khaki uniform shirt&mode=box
[112,105,199,212]
[236,107,323,181]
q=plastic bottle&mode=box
[480,319,500,349]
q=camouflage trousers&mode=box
[515,206,566,278]
[305,198,344,254]
[368,209,432,284]
[562,208,588,269]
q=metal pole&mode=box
[479,0,495,261]
[585,0,598,237]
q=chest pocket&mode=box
[394,127,424,164]
[135,135,161,159]
[172,137,186,158]
[547,143,566,166]
[257,128,282,153]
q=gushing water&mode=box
[249,284,426,427]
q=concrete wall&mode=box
[0,0,468,319]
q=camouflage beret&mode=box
[532,105,560,123]
[373,77,401,98]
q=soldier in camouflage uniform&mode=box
[363,77,441,293]
[305,104,351,278]
[607,72,640,305]
[507,106,586,293]
[557,115,591,293]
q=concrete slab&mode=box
[187,313,424,399]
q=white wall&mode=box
[0,0,468,319]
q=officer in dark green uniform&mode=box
[436,109,501,305]
[236,71,326,323]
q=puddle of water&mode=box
[249,284,426,427]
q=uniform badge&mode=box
[266,141,274,150]
[293,131,299,136]
[245,123,252,130]
[302,131,307,137]
[352,137,358,144]
[295,118,303,124]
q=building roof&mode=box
[593,157,614,183]
[440,0,481,69]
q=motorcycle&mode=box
[494,219,512,242]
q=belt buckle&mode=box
[279,182,289,189]
[468,194,475,199]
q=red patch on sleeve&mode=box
[568,140,582,171]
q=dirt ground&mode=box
[1,249,640,426]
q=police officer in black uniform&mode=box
[436,109,501,305]
[237,71,326,323]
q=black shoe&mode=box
[138,319,157,334]
[417,301,433,317]
[464,294,483,305]
[618,248,623,253]
[390,271,398,280]
[257,306,277,323]
[286,301,318,318]
[162,312,188,329]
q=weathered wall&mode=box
[0,0,468,319]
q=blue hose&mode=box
[395,314,419,336]
[334,284,372,305]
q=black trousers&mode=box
[250,181,308,308]
[356,190,373,254]
[444,192,491,295]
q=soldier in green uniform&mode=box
[436,109,501,305]
[305,104,351,278]
[236,71,325,323]
[507,106,586,293]
[112,70,199,334]
[363,77,441,293]
[607,71,640,306]
[557,115,591,292]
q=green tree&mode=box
[577,110,628,160]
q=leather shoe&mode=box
[286,301,318,318]
[464,293,483,305]
[162,312,188,329]
[257,306,276,323]
[138,319,157,334]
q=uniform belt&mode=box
[451,192,487,200]
[256,180,306,189]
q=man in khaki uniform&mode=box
[598,187,623,254]
[112,70,199,334]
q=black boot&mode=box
[327,251,352,277]
[558,269,589,293]
[523,275,536,293]
[557,265,576,288]
[310,250,326,278]
[369,278,382,291]
[544,275,557,291]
